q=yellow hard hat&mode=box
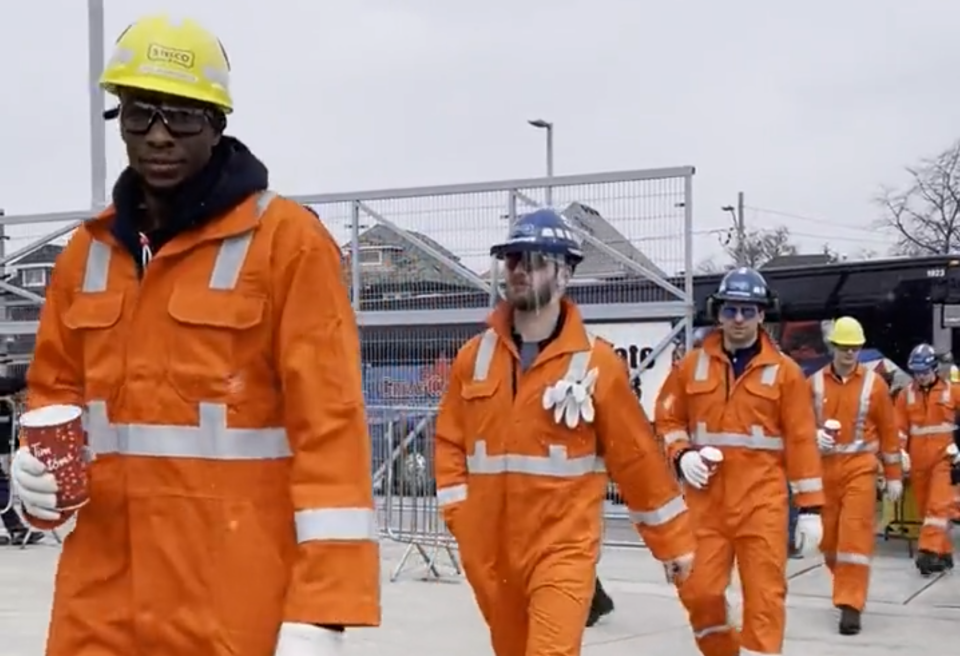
[828,316,866,347]
[100,15,233,112]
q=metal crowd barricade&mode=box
[369,404,461,581]
[0,395,63,548]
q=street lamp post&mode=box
[527,118,554,207]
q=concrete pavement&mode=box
[2,533,959,655]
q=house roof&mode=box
[342,224,479,290]
[561,202,668,280]
[10,243,64,266]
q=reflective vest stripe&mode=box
[80,189,276,293]
[465,328,603,477]
[471,328,597,384]
[904,383,956,437]
[810,367,877,448]
[689,350,781,451]
[76,192,374,544]
[82,239,112,293]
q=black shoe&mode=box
[838,605,861,635]
[917,550,944,576]
[939,553,954,570]
[586,578,615,627]
[8,529,43,546]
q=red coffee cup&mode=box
[19,404,90,511]
[699,446,723,474]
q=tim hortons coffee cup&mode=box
[699,446,723,474]
[19,404,90,511]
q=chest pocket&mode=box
[685,349,721,419]
[62,291,125,391]
[166,287,267,402]
[741,364,781,425]
[459,378,502,453]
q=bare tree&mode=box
[876,139,960,255]
[727,225,798,269]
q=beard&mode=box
[506,280,554,311]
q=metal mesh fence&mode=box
[0,167,693,573]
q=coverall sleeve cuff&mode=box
[643,515,697,562]
[792,490,825,509]
[797,506,821,515]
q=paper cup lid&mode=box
[824,419,841,430]
[700,446,723,463]
[20,404,83,428]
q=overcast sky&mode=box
[1,0,957,272]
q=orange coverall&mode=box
[809,365,901,611]
[660,331,824,656]
[654,363,680,454]
[894,379,959,556]
[435,299,696,656]
[26,191,380,656]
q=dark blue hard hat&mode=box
[907,343,937,374]
[713,267,773,306]
[490,209,583,265]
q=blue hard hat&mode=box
[907,343,938,373]
[490,209,583,265]
[713,267,772,306]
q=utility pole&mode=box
[721,190,747,265]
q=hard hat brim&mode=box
[101,77,233,114]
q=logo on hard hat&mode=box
[147,43,195,68]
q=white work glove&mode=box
[884,479,904,503]
[663,552,695,584]
[794,514,823,557]
[10,447,60,522]
[275,623,344,656]
[901,449,911,475]
[815,428,835,453]
[946,443,960,464]
[678,450,710,489]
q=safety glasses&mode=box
[119,100,212,137]
[719,304,759,320]
[504,252,555,272]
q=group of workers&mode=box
[0,11,956,656]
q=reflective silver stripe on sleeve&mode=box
[629,494,686,527]
[759,364,779,386]
[924,516,949,529]
[209,189,276,290]
[466,440,605,477]
[473,329,498,382]
[810,369,825,427]
[663,430,690,445]
[85,400,291,460]
[789,477,823,494]
[294,507,378,543]
[693,350,709,381]
[436,483,467,507]
[881,452,901,464]
[82,239,112,292]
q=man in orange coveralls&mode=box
[8,15,378,656]
[896,343,959,575]
[809,316,902,635]
[434,209,697,656]
[660,267,825,656]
